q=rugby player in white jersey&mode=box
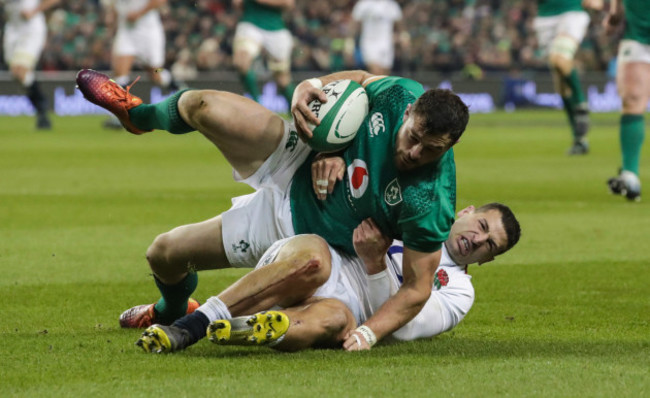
[101,0,181,129]
[351,0,407,75]
[134,202,521,353]
[2,0,59,129]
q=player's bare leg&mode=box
[138,235,334,351]
[218,234,332,315]
[112,54,135,79]
[177,90,284,178]
[207,298,356,351]
[548,34,589,155]
[233,46,260,101]
[12,63,51,130]
[607,61,649,201]
[146,215,230,285]
[275,298,357,351]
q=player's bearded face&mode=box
[394,113,453,171]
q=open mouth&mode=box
[458,236,470,255]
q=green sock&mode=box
[240,70,260,102]
[561,96,577,137]
[153,272,199,324]
[620,114,645,175]
[564,68,586,105]
[280,82,296,106]
[127,89,195,134]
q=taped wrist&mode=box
[356,325,377,347]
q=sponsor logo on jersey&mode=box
[434,269,449,289]
[384,178,403,206]
[369,112,385,137]
[347,159,369,198]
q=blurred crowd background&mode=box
[0,0,619,80]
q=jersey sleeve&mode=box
[392,276,475,341]
[363,76,425,106]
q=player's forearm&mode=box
[362,284,430,342]
[314,70,374,88]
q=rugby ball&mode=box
[307,79,369,152]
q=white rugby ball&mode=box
[307,79,369,153]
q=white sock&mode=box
[197,296,232,322]
[23,71,35,87]
[114,75,130,87]
[157,68,172,88]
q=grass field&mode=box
[1,112,648,397]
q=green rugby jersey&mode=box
[537,0,583,17]
[241,0,286,31]
[290,77,456,255]
[623,0,650,45]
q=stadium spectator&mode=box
[350,0,408,75]
[231,0,296,104]
[133,203,521,353]
[2,0,60,130]
[75,68,469,349]
[604,0,648,202]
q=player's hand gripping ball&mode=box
[307,80,369,153]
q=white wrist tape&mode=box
[355,325,377,347]
[306,78,323,90]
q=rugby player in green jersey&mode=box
[232,0,295,104]
[75,68,469,347]
[533,0,604,154]
[604,0,648,201]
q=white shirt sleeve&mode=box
[391,276,474,341]
[364,242,475,342]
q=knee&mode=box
[178,90,218,127]
[620,91,645,113]
[284,235,332,287]
[146,231,176,273]
[548,53,573,75]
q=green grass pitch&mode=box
[1,112,648,397]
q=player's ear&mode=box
[402,104,412,121]
[457,205,475,218]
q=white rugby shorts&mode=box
[360,41,395,69]
[3,17,46,69]
[113,24,166,67]
[533,11,590,56]
[221,121,311,268]
[254,236,368,324]
[233,22,293,66]
[617,39,650,65]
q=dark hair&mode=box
[476,202,521,255]
[411,88,469,143]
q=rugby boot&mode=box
[567,138,589,155]
[136,324,192,353]
[608,170,641,202]
[75,69,151,135]
[119,298,200,329]
[207,310,290,346]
